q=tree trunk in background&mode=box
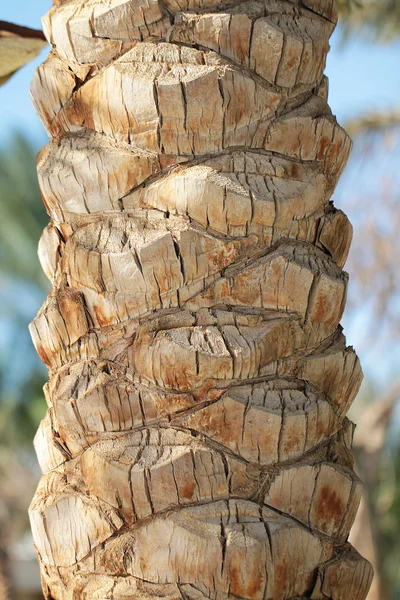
[350,385,400,600]
[0,573,7,600]
[29,0,373,598]
[0,544,8,600]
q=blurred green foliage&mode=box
[339,0,400,40]
[0,134,48,286]
[0,134,49,446]
[372,443,400,598]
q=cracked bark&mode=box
[30,0,373,599]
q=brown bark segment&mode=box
[29,1,373,599]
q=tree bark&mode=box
[29,0,373,598]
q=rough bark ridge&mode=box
[29,0,373,598]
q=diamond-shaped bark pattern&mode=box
[30,0,372,598]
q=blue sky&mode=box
[1,3,400,388]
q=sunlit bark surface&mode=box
[29,0,373,598]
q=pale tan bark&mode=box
[29,0,373,598]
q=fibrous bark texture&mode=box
[29,1,373,599]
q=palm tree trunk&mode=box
[29,0,373,598]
